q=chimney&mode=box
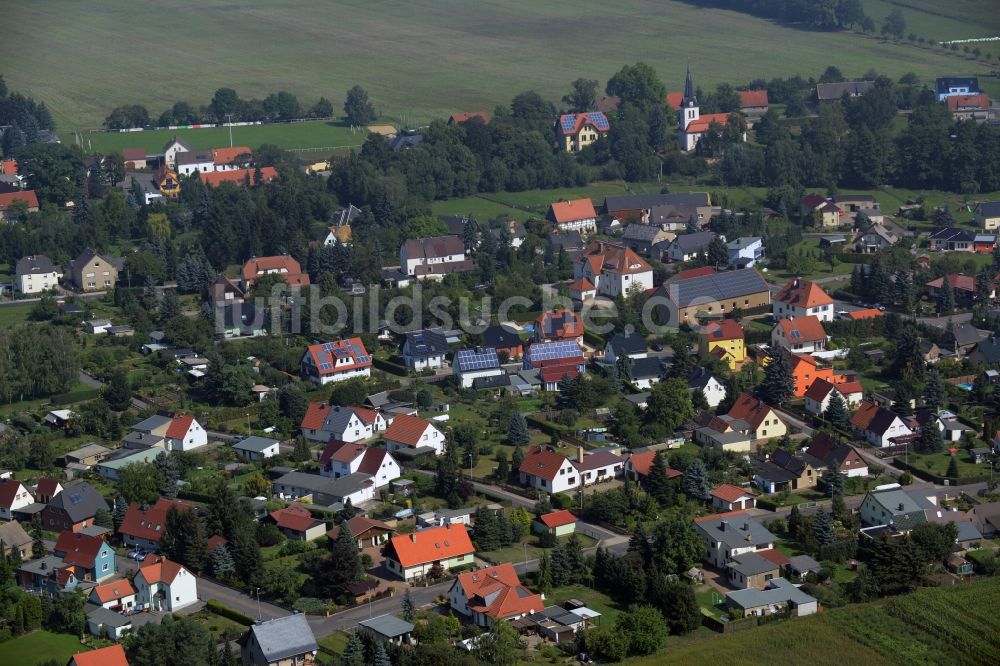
[720,520,728,531]
[410,532,417,543]
[577,447,585,463]
[898,503,904,511]
[743,522,749,531]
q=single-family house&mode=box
[134,557,198,612]
[316,405,385,443]
[359,615,415,645]
[948,94,992,122]
[327,515,395,550]
[241,255,309,291]
[0,190,40,220]
[968,502,1000,538]
[694,415,754,453]
[0,478,33,521]
[549,198,598,234]
[927,275,984,310]
[318,440,401,488]
[68,249,119,291]
[518,446,579,494]
[624,449,682,484]
[269,503,327,541]
[854,224,899,253]
[42,482,108,532]
[300,402,333,442]
[454,347,505,388]
[450,563,544,627]
[771,316,828,354]
[694,511,777,569]
[384,524,476,581]
[272,471,377,507]
[688,367,727,408]
[69,645,130,666]
[816,80,874,101]
[54,530,116,582]
[936,76,980,101]
[240,613,318,666]
[301,337,372,385]
[969,337,1000,367]
[804,378,864,417]
[627,356,666,389]
[15,255,62,294]
[119,498,194,552]
[753,448,821,494]
[233,436,281,461]
[572,447,625,487]
[850,401,913,448]
[710,484,757,512]
[0,521,32,559]
[773,278,834,322]
[534,308,584,344]
[739,89,769,116]
[928,227,974,252]
[726,551,782,589]
[400,235,474,279]
[175,150,215,176]
[18,555,79,594]
[725,392,787,441]
[383,414,446,456]
[556,112,609,153]
[604,332,647,366]
[523,341,586,390]
[128,413,207,452]
[726,236,763,266]
[621,223,673,256]
[574,241,654,298]
[805,432,869,478]
[89,579,137,613]
[482,324,523,360]
[786,351,846,398]
[665,231,715,263]
[860,483,937,531]
[726,578,817,617]
[700,318,746,370]
[403,328,450,370]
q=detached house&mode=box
[119,498,194,552]
[771,315,828,354]
[928,227,974,252]
[860,483,937,530]
[799,194,843,227]
[711,484,757,512]
[773,278,834,322]
[518,447,579,494]
[54,531,116,582]
[450,563,544,627]
[383,414,445,456]
[725,392,787,441]
[15,255,62,294]
[854,224,899,254]
[665,231,715,263]
[128,413,207,452]
[241,255,310,290]
[454,347,505,388]
[805,432,869,478]
[556,112,609,153]
[403,328,450,370]
[0,478,33,521]
[134,557,198,612]
[535,308,584,344]
[523,341,586,390]
[688,367,727,408]
[241,614,318,666]
[574,241,654,298]
[400,235,474,279]
[850,401,913,448]
[69,249,120,291]
[43,482,109,533]
[89,579,137,613]
[316,405,385,443]
[482,324,523,360]
[694,511,777,569]
[269,503,326,541]
[385,524,475,581]
[753,448,821,494]
[786,351,846,398]
[700,318,746,370]
[604,331,647,366]
[549,198,598,234]
[318,440,401,488]
[0,190,39,220]
[301,337,372,385]
[804,378,864,417]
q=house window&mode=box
[102,563,109,571]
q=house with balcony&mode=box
[301,338,372,385]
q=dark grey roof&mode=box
[405,328,450,358]
[234,436,280,453]
[608,332,647,357]
[726,237,761,250]
[85,603,133,628]
[978,202,1000,218]
[629,357,664,380]
[440,215,476,237]
[670,231,715,254]
[946,323,988,347]
[866,487,937,531]
[816,80,875,100]
[482,324,521,349]
[687,367,719,391]
[15,255,56,275]
[936,76,980,95]
[727,578,816,609]
[625,392,650,406]
[389,134,424,151]
[472,374,511,390]
[788,554,822,575]
[47,482,108,523]
[753,460,799,484]
[175,150,213,165]
[248,614,317,661]
[928,227,975,242]
[274,471,371,497]
[667,268,770,308]
[359,614,414,638]
[621,224,663,243]
[605,193,709,213]
[695,514,776,550]
[548,230,584,253]
[728,552,779,576]
[974,338,1000,363]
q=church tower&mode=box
[680,63,699,130]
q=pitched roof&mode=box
[303,338,372,375]
[662,268,770,308]
[211,146,253,166]
[137,557,188,585]
[816,80,875,100]
[70,644,129,666]
[704,318,744,342]
[670,231,715,254]
[383,413,434,446]
[328,514,395,541]
[550,198,597,224]
[119,498,194,542]
[538,509,577,528]
[0,478,27,509]
[776,316,827,343]
[319,439,366,466]
[774,278,833,308]
[0,520,31,549]
[665,92,684,110]
[388,524,474,568]
[247,614,318,661]
[165,413,196,440]
[573,449,624,472]
[694,511,776,550]
[405,328,450,357]
[936,76,980,94]
[54,531,107,568]
[685,112,735,134]
[850,400,881,430]
[536,308,583,340]
[35,477,61,498]
[845,308,884,320]
[47,482,108,523]
[91,579,136,604]
[15,255,57,275]
[241,255,309,286]
[519,446,573,481]
[0,190,39,211]
[607,331,647,356]
[301,402,331,431]
[927,274,976,293]
[270,503,323,533]
[449,111,490,124]
[557,112,609,137]
[804,377,837,402]
[234,436,280,454]
[739,90,769,108]
[459,563,544,620]
[402,234,465,259]
[578,241,652,275]
[199,166,277,187]
[726,392,776,431]
[711,484,756,504]
[482,324,522,349]
[928,227,974,243]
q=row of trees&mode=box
[0,74,56,158]
[680,0,869,31]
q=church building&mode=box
[677,66,745,152]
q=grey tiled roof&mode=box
[248,614,317,661]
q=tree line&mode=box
[677,0,871,31]
[0,74,56,158]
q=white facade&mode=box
[519,457,578,494]
[400,247,467,276]
[866,418,913,448]
[804,387,863,417]
[309,365,371,386]
[557,218,597,234]
[325,409,379,443]
[455,366,505,388]
[135,565,198,612]
[771,326,827,354]
[234,441,281,461]
[163,140,189,168]
[692,375,727,408]
[773,301,834,322]
[168,421,207,452]
[385,422,446,456]
[404,351,445,371]
[322,449,401,489]
[17,269,62,294]
[177,158,215,176]
[0,480,33,520]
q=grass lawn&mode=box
[908,451,985,479]
[188,609,250,641]
[1,631,92,665]
[5,1,994,132]
[318,631,349,656]
[479,533,598,568]
[0,303,37,327]
[546,583,624,626]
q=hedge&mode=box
[177,489,214,504]
[892,458,991,486]
[583,330,606,349]
[206,600,254,626]
[374,358,409,376]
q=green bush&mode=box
[205,599,253,626]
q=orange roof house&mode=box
[269,503,326,541]
[119,498,194,550]
[946,93,989,112]
[739,90,769,110]
[710,483,757,511]
[534,308,584,343]
[773,277,834,321]
[537,509,577,529]
[211,146,253,167]
[786,350,845,398]
[726,392,787,440]
[450,563,544,626]
[241,254,310,289]
[383,413,445,455]
[549,198,598,233]
[665,92,684,110]
[0,159,17,175]
[90,579,137,607]
[301,402,332,438]
[300,337,372,386]
[70,645,130,666]
[771,315,828,353]
[0,190,40,218]
[385,524,475,580]
[448,111,490,125]
[199,166,277,187]
[625,449,683,482]
[845,308,884,321]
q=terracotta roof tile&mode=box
[54,531,106,568]
[774,278,833,309]
[0,190,39,210]
[91,579,136,604]
[388,524,474,568]
[726,392,775,431]
[200,166,277,187]
[165,413,196,440]
[704,318,745,341]
[137,557,187,585]
[119,498,194,543]
[270,503,323,533]
[327,515,394,541]
[538,509,577,528]
[518,446,573,482]
[383,414,434,447]
[550,198,597,224]
[70,644,129,666]
[739,90,769,108]
[301,402,331,431]
[776,315,827,343]
[711,484,756,504]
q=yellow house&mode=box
[700,319,746,370]
[155,166,180,198]
[976,202,1000,231]
[557,112,610,153]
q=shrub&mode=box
[206,600,253,625]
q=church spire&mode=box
[684,62,694,101]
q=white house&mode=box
[694,512,777,569]
[804,379,864,417]
[272,471,377,507]
[400,235,473,279]
[319,405,385,443]
[773,278,834,322]
[89,579,137,613]
[318,440,401,489]
[574,241,654,298]
[129,413,207,452]
[300,337,372,385]
[688,368,727,408]
[850,402,913,448]
[0,478,33,521]
[454,347,505,388]
[549,199,598,234]
[233,436,281,461]
[518,447,579,494]
[726,237,763,266]
[665,232,715,263]
[603,332,647,367]
[175,150,215,176]
[403,328,449,370]
[133,558,198,612]
[383,414,446,456]
[449,563,544,627]
[162,136,193,169]
[771,316,828,354]
[15,255,62,294]
[385,525,476,582]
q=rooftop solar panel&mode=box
[456,348,500,372]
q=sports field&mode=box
[4,0,997,140]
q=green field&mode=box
[0,631,92,665]
[79,121,365,155]
[862,0,1000,42]
[4,0,997,136]
[630,577,1000,665]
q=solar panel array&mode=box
[316,340,369,371]
[560,115,579,133]
[673,269,769,307]
[585,112,610,130]
[455,348,500,372]
[528,341,583,363]
[559,112,610,134]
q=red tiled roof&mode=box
[694,509,748,523]
[36,477,60,498]
[804,378,837,402]
[384,413,434,447]
[726,392,775,430]
[0,190,39,210]
[550,198,597,224]
[685,112,734,134]
[327,515,394,541]
[536,308,583,341]
[357,448,391,475]
[119,498,194,543]
[92,579,136,604]
[519,446,573,482]
[207,535,227,552]
[538,509,577,528]
[122,148,146,161]
[739,90,769,108]
[704,318,744,342]
[774,278,833,308]
[241,254,309,286]
[776,315,827,343]
[628,450,682,478]
[319,439,366,466]
[578,241,652,275]
[850,400,880,430]
[947,94,989,111]
[137,557,187,584]
[674,266,717,280]
[353,406,380,425]
[449,111,490,125]
[665,92,683,110]
[846,308,884,320]
[54,531,106,568]
[304,337,371,375]
[540,364,580,384]
[756,548,790,567]
[0,478,28,509]
[458,563,544,620]
[568,277,596,292]
[211,146,253,166]
[71,644,129,666]
[926,274,975,293]
[165,413,196,440]
[301,402,331,431]
[199,166,277,187]
[0,159,17,175]
[270,503,323,533]
[388,524,474,568]
[711,483,756,504]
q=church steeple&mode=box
[684,62,694,102]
